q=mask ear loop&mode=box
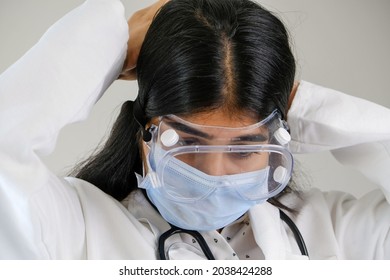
[133,98,152,142]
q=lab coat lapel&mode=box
[249,203,308,260]
[249,203,286,259]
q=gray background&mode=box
[1,0,389,197]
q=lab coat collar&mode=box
[125,190,171,237]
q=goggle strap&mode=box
[133,98,152,142]
[282,119,290,133]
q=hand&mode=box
[119,0,170,80]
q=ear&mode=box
[118,68,137,80]
[286,81,299,118]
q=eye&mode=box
[178,138,202,146]
[231,151,261,160]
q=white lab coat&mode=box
[0,0,389,260]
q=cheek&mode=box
[229,152,270,173]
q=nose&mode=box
[197,153,233,176]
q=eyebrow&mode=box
[231,134,269,143]
[167,121,212,139]
[166,121,269,143]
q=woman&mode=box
[0,0,389,259]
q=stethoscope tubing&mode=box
[159,225,216,260]
[279,209,309,257]
[159,209,309,260]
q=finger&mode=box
[129,0,170,25]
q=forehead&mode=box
[177,110,260,128]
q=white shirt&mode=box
[0,0,389,260]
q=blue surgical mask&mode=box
[137,145,270,231]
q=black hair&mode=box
[71,0,296,205]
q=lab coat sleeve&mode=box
[0,0,128,258]
[287,81,390,259]
[288,81,390,153]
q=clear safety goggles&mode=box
[146,110,293,202]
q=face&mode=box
[143,110,271,176]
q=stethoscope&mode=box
[158,209,309,259]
